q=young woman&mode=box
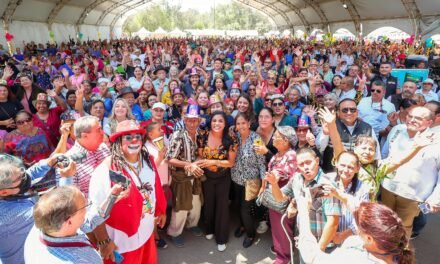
[138,88,150,113]
[232,94,255,123]
[128,66,145,92]
[247,83,264,116]
[143,94,158,121]
[197,111,237,252]
[331,75,343,97]
[231,113,266,248]
[13,73,45,113]
[210,75,227,100]
[104,98,135,135]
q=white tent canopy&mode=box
[0,0,439,46]
[168,28,186,37]
[132,27,151,39]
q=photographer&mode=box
[24,184,128,263]
[0,154,75,264]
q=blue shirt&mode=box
[131,104,145,121]
[0,160,52,264]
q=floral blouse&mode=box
[197,129,238,174]
[231,131,266,186]
[268,148,297,187]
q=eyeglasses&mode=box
[267,77,276,80]
[64,201,93,221]
[171,62,179,65]
[296,128,309,133]
[122,134,143,141]
[264,61,272,64]
[272,102,284,107]
[248,88,256,91]
[16,118,32,125]
[0,171,27,190]
[370,89,382,94]
[341,108,357,114]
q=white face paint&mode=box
[121,134,142,155]
[126,143,141,155]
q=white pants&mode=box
[167,194,201,237]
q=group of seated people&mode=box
[0,36,439,264]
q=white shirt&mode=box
[416,89,439,102]
[357,97,396,136]
[338,89,357,101]
[88,159,156,254]
[128,76,144,92]
[382,125,440,204]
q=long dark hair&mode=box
[236,93,255,123]
[334,151,359,194]
[210,111,233,149]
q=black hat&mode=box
[153,65,169,75]
[117,87,138,99]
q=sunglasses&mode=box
[16,118,32,125]
[371,89,382,94]
[122,134,143,141]
[248,88,256,91]
[272,102,284,107]
[341,108,357,113]
[171,62,179,65]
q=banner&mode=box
[390,69,429,88]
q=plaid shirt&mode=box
[282,169,341,242]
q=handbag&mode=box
[256,184,289,214]
[245,178,262,201]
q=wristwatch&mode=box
[97,238,112,247]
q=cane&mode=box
[280,212,294,264]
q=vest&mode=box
[322,119,373,172]
[370,75,398,98]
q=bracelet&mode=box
[96,238,112,247]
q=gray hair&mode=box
[74,115,99,139]
[0,154,25,189]
[33,186,79,233]
[324,92,339,102]
[277,126,298,148]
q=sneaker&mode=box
[270,245,276,255]
[170,235,184,248]
[156,238,168,249]
[205,234,214,240]
[189,226,203,237]
[234,227,245,238]
[243,237,255,248]
[217,244,227,252]
[256,221,269,234]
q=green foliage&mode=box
[123,0,271,33]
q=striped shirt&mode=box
[327,173,370,233]
[59,142,110,198]
[24,207,106,264]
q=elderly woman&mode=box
[32,92,67,146]
[323,92,339,113]
[231,113,266,248]
[4,110,53,167]
[258,126,297,264]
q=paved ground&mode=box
[158,212,440,264]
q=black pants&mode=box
[232,181,256,238]
[203,175,231,244]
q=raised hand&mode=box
[318,107,336,124]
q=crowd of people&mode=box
[0,35,440,264]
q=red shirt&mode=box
[33,106,64,147]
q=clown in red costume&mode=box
[89,120,166,264]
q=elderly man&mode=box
[286,87,305,119]
[338,77,357,101]
[60,116,110,197]
[388,80,417,110]
[24,184,126,264]
[266,148,341,256]
[381,106,440,239]
[357,80,396,138]
[0,154,74,263]
[166,105,205,247]
[226,65,243,91]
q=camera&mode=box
[56,152,87,168]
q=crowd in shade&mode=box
[0,36,440,264]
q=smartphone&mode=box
[109,170,131,189]
[114,251,124,264]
